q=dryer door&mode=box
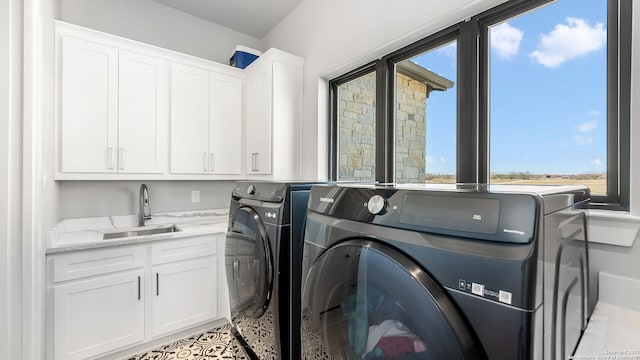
[301,239,485,360]
[226,206,273,319]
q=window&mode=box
[395,41,457,184]
[335,71,377,181]
[329,0,631,209]
[489,0,608,195]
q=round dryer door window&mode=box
[227,206,273,319]
[301,239,485,360]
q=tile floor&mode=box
[127,324,250,360]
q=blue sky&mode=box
[410,0,607,175]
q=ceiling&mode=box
[153,0,302,38]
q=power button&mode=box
[367,195,387,215]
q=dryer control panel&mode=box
[308,184,542,244]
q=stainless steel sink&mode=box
[102,225,181,240]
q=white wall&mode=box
[1,0,23,358]
[262,0,509,179]
[57,0,262,64]
[263,0,640,281]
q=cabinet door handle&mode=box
[210,153,215,172]
[118,147,124,170]
[107,147,114,170]
[233,261,239,279]
[252,153,259,171]
[202,152,208,172]
[137,276,141,300]
[156,272,159,296]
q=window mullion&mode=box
[375,60,393,183]
[457,19,481,184]
[478,20,490,184]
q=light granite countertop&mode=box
[46,209,229,254]
[574,272,640,359]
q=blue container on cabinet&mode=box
[230,46,262,69]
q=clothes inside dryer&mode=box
[301,240,482,360]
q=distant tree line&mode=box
[426,172,605,181]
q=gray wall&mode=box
[59,181,235,219]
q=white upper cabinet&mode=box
[118,51,168,174]
[245,65,272,175]
[57,27,168,176]
[170,63,210,174]
[55,21,303,180]
[60,36,119,173]
[169,64,243,175]
[210,73,243,175]
[244,51,304,179]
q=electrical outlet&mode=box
[191,190,200,203]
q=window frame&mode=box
[328,0,631,210]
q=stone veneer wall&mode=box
[395,73,427,183]
[338,72,427,182]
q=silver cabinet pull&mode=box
[233,261,239,279]
[137,276,141,300]
[202,152,208,172]
[210,153,215,172]
[107,147,114,169]
[251,153,259,171]
[118,148,124,170]
[156,272,159,296]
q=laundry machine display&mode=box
[301,184,592,360]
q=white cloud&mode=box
[529,17,606,68]
[578,120,597,133]
[436,42,457,58]
[426,156,446,165]
[590,158,603,166]
[574,135,593,145]
[587,110,601,117]
[491,22,523,60]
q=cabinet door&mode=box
[245,65,272,175]
[210,73,243,175]
[60,36,118,173]
[53,270,144,360]
[272,61,304,179]
[118,51,168,174]
[170,63,210,174]
[152,257,217,337]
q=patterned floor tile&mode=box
[128,324,249,360]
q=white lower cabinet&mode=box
[152,258,217,337]
[53,270,145,360]
[48,234,223,360]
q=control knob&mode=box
[367,195,387,215]
[247,185,257,195]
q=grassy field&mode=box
[426,175,606,195]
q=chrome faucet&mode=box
[139,184,151,226]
